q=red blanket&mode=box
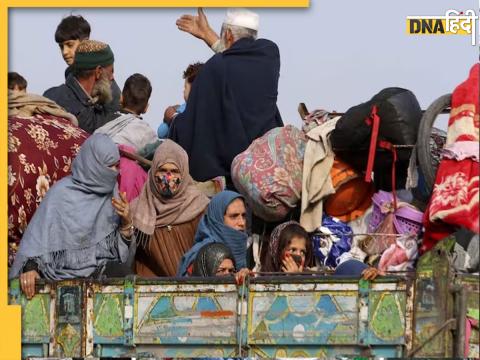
[8,115,88,265]
[446,63,479,144]
[422,64,480,252]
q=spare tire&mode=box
[417,94,451,193]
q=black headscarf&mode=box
[192,242,235,277]
[169,37,283,182]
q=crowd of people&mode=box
[8,8,346,300]
[8,8,478,301]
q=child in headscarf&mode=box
[177,190,249,276]
[261,220,381,280]
[261,221,313,273]
[10,134,135,299]
[131,140,210,276]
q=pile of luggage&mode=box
[231,64,479,275]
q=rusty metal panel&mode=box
[87,280,134,357]
[367,287,407,344]
[93,291,125,342]
[9,279,53,359]
[247,344,403,358]
[52,281,85,358]
[132,344,238,358]
[247,276,407,355]
[457,274,480,358]
[11,272,462,359]
[133,281,239,346]
[248,290,359,345]
[412,238,455,358]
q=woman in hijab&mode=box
[177,190,249,276]
[192,243,236,277]
[261,221,313,273]
[131,140,209,277]
[10,134,135,299]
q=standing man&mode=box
[169,8,284,186]
[44,39,117,133]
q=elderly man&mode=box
[44,39,117,133]
[169,8,284,186]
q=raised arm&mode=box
[176,8,220,48]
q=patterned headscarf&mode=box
[131,139,209,235]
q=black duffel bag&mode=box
[331,87,422,191]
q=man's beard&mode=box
[91,75,113,105]
[217,33,228,52]
[218,39,227,52]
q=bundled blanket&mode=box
[95,111,158,152]
[423,64,480,252]
[8,91,78,126]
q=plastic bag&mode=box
[362,213,397,256]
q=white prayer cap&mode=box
[223,8,259,31]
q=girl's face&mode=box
[283,236,307,263]
[154,162,182,197]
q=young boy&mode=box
[54,15,91,66]
[95,73,158,152]
[8,72,27,94]
[157,62,204,138]
[53,15,120,112]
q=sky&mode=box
[8,0,479,131]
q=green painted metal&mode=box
[368,291,406,342]
[123,278,135,346]
[55,323,81,357]
[411,237,470,358]
[358,278,370,348]
[54,283,84,357]
[245,277,409,358]
[131,281,239,347]
[22,295,50,340]
[8,255,479,359]
[94,294,124,338]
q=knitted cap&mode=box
[73,40,114,70]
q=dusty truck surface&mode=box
[8,238,479,359]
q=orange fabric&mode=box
[324,159,374,222]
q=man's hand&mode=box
[20,270,40,300]
[176,8,219,47]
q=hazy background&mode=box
[9,0,478,131]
